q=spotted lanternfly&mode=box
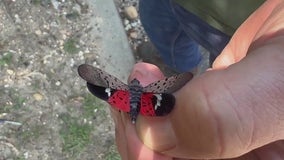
[78,64,193,123]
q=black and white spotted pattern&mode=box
[78,64,193,94]
[78,64,129,90]
[143,72,193,93]
[78,63,194,123]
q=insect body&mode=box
[78,64,193,123]
[128,79,143,123]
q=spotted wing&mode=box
[143,72,193,93]
[140,93,175,116]
[78,64,129,90]
[108,90,130,112]
[87,83,130,112]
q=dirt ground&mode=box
[0,0,124,159]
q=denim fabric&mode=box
[139,0,231,72]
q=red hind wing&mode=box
[140,93,175,116]
[140,93,156,116]
[108,90,130,112]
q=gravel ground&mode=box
[0,0,142,159]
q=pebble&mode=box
[33,93,43,101]
[73,4,81,14]
[124,19,129,25]
[14,14,22,24]
[24,152,29,159]
[6,69,14,75]
[35,30,42,35]
[55,81,61,86]
[125,23,132,31]
[70,58,75,66]
[124,6,138,20]
[129,31,138,39]
[131,22,138,27]
[51,0,61,10]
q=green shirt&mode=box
[174,0,265,35]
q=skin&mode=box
[111,0,284,159]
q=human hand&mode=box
[112,1,284,159]
[112,61,284,160]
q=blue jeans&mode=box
[139,0,231,72]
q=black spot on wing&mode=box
[78,64,110,87]
[99,72,128,90]
[139,93,155,116]
[143,72,193,93]
[78,64,128,90]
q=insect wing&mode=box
[143,72,193,93]
[139,93,155,116]
[140,93,175,116]
[108,90,130,112]
[87,82,130,112]
[78,64,128,90]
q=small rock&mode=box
[51,0,60,10]
[14,14,21,24]
[124,6,138,20]
[24,152,29,159]
[35,30,42,35]
[33,93,43,101]
[124,19,129,25]
[125,23,132,31]
[73,4,81,14]
[6,69,14,75]
[129,31,138,39]
[131,22,138,27]
[55,81,61,86]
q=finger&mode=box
[128,62,165,86]
[122,112,172,160]
[211,0,275,70]
[110,108,128,160]
[112,105,173,160]
[212,45,237,69]
[128,63,233,159]
[137,45,284,159]
[135,73,222,158]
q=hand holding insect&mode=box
[111,59,284,160]
[106,0,284,159]
[78,63,193,123]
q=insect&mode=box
[78,64,193,123]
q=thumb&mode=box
[131,61,284,159]
[212,47,236,69]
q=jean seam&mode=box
[169,0,184,69]
[172,27,188,69]
[170,1,220,56]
